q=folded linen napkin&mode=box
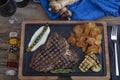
[39,0,120,20]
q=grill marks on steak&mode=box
[30,32,79,72]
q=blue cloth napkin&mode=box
[39,0,120,20]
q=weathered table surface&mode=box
[0,1,120,80]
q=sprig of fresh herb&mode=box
[51,68,74,73]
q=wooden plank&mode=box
[19,20,110,80]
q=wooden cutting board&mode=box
[18,20,110,80]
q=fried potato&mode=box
[67,32,76,45]
[86,45,99,54]
[73,25,83,35]
[84,22,96,35]
[95,40,101,46]
[86,37,95,45]
[67,22,103,55]
[96,34,102,40]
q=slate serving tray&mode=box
[18,21,110,80]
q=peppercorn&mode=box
[8,45,19,53]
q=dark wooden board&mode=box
[18,20,110,80]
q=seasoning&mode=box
[7,61,18,67]
[8,45,19,53]
[8,38,18,45]
[8,31,20,46]
[9,32,18,38]
[8,53,18,61]
[5,69,17,76]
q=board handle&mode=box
[57,76,72,80]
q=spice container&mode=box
[7,61,18,67]
[8,53,18,61]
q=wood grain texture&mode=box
[19,21,110,80]
[0,1,120,80]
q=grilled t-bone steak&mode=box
[30,32,80,72]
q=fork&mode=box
[111,26,119,76]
